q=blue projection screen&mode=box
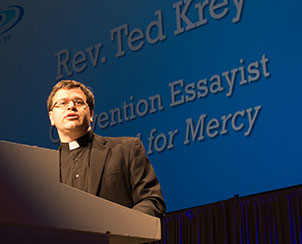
[1,0,301,211]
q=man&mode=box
[47,80,166,218]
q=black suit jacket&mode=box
[85,133,166,218]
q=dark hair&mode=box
[47,80,95,111]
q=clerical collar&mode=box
[68,140,80,150]
[60,131,93,151]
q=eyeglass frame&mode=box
[50,98,88,111]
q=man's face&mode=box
[49,88,93,138]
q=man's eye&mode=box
[75,99,85,105]
[58,101,67,106]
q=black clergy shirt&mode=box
[59,132,94,192]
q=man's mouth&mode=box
[65,113,79,120]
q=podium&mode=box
[0,141,161,244]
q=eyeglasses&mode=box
[51,98,88,110]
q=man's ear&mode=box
[90,110,94,122]
[49,111,55,126]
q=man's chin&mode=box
[64,123,90,132]
[60,124,81,132]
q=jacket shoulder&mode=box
[93,133,142,148]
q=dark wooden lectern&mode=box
[0,141,161,244]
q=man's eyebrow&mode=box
[58,96,85,100]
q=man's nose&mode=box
[67,100,77,110]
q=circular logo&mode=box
[0,5,24,35]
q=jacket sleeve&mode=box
[129,138,166,218]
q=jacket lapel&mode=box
[88,134,110,195]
